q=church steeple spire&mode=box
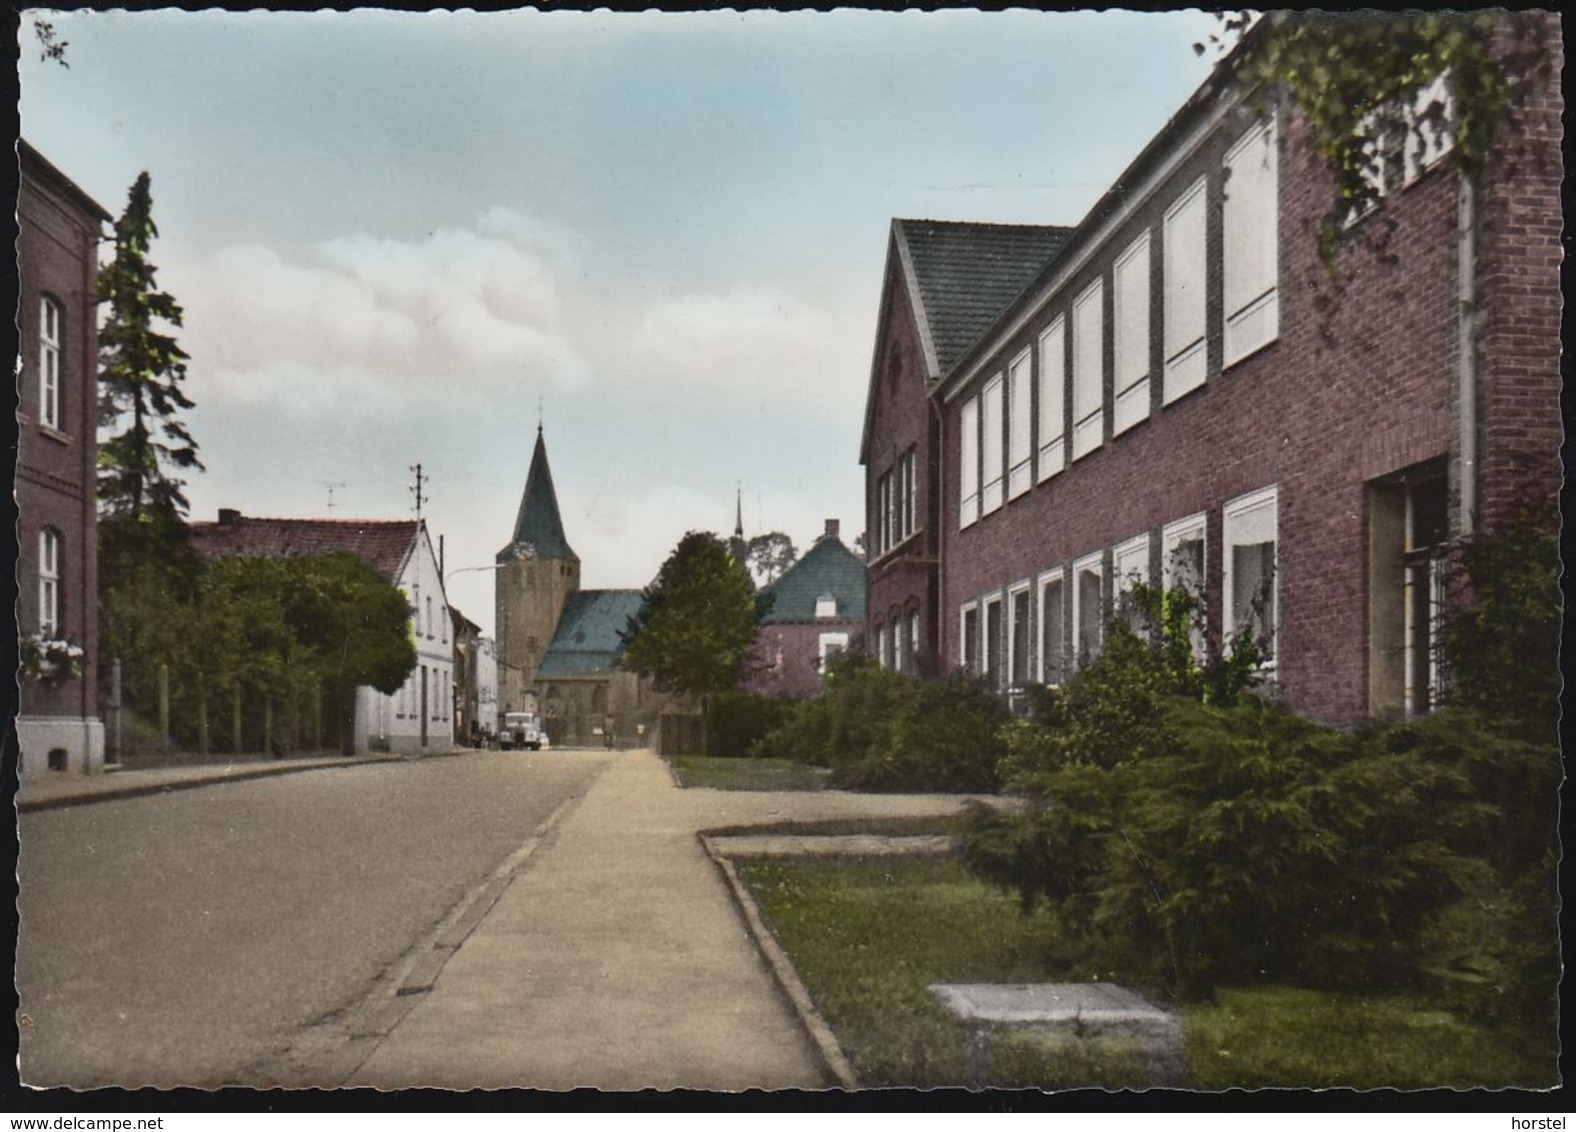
[501,426,577,562]
[734,485,744,542]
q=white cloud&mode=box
[173,208,593,411]
[628,287,863,413]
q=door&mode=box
[420,665,429,747]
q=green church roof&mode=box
[760,534,867,624]
[499,426,577,563]
[536,590,645,678]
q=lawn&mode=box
[671,754,831,791]
[741,857,1554,1090]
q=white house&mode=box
[358,521,453,754]
[188,510,454,755]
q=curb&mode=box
[16,750,461,813]
[700,833,860,1090]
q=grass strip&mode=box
[742,857,1552,1089]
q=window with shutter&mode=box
[981,375,1004,515]
[1072,281,1104,460]
[1037,318,1066,481]
[1163,177,1208,403]
[1007,350,1032,499]
[1113,233,1151,436]
[1223,118,1280,367]
[959,396,979,528]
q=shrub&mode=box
[1437,499,1559,745]
[753,654,1005,793]
[704,691,797,758]
[967,626,1497,1000]
[831,672,1007,793]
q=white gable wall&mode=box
[353,524,455,754]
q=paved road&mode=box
[16,750,612,1089]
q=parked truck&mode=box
[499,711,548,751]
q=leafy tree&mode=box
[622,531,759,701]
[98,171,202,522]
[744,531,798,589]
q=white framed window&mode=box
[909,611,920,671]
[815,594,838,620]
[1406,72,1455,180]
[1037,569,1066,685]
[818,631,849,669]
[981,374,1005,515]
[1037,317,1066,482]
[1113,533,1152,630]
[894,617,908,674]
[876,624,890,669]
[1072,280,1104,460]
[1112,233,1151,436]
[39,296,62,431]
[1223,117,1280,367]
[960,396,980,528]
[1007,581,1033,687]
[1223,486,1279,665]
[38,528,60,636]
[1073,551,1104,669]
[426,596,435,638]
[1007,349,1033,500]
[1162,512,1208,659]
[1163,177,1208,404]
[901,449,916,541]
[983,592,1004,689]
[1350,71,1456,223]
[960,601,981,673]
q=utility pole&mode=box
[410,463,429,523]
[321,481,347,515]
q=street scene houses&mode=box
[11,10,1564,1095]
[14,140,112,776]
[186,511,455,755]
[861,31,1562,728]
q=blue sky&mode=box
[20,8,1219,636]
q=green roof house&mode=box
[743,520,867,698]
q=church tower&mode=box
[495,425,581,718]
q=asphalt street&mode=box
[15,750,612,1089]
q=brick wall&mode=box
[743,619,862,699]
[864,246,941,660]
[16,151,104,737]
[1474,13,1564,532]
[928,45,1559,726]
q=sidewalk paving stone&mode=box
[347,749,988,1092]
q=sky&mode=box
[19,7,1220,637]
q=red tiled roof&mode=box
[187,515,419,583]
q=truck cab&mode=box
[499,711,547,751]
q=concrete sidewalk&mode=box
[13,753,429,811]
[348,748,976,1092]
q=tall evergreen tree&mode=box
[98,171,202,522]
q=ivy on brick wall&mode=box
[1203,11,1550,268]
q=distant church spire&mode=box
[734,485,744,542]
[503,426,578,562]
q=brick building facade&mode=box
[863,17,1562,727]
[742,519,867,699]
[15,142,111,776]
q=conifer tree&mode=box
[98,171,202,523]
